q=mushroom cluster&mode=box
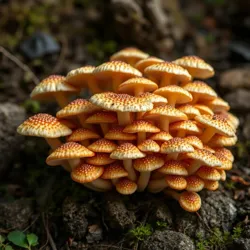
[17,47,238,212]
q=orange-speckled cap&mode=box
[196,166,221,181]
[46,142,94,166]
[138,92,168,106]
[137,139,160,153]
[204,180,219,191]
[161,138,194,154]
[123,120,160,133]
[214,152,232,170]
[185,176,204,192]
[157,160,188,176]
[207,134,237,147]
[67,128,100,142]
[214,148,234,162]
[202,145,215,154]
[179,191,202,212]
[85,153,115,165]
[71,163,104,183]
[169,120,202,136]
[206,97,230,112]
[88,139,117,153]
[177,104,201,119]
[85,111,117,124]
[17,113,72,138]
[165,175,187,190]
[193,104,214,115]
[173,56,214,79]
[148,131,173,141]
[133,155,164,172]
[105,126,137,141]
[218,112,239,130]
[135,56,164,73]
[116,178,137,195]
[101,162,128,179]
[183,136,203,149]
[56,99,101,118]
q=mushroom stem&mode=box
[100,123,110,135]
[111,179,119,185]
[127,58,137,67]
[164,189,180,200]
[78,115,92,129]
[91,178,113,190]
[160,75,172,87]
[177,130,186,138]
[54,93,69,108]
[84,183,108,192]
[134,86,144,97]
[151,171,165,180]
[187,160,201,174]
[123,159,137,181]
[166,153,179,160]
[190,95,199,104]
[158,119,169,132]
[68,159,81,170]
[199,127,215,143]
[80,140,90,147]
[137,132,146,145]
[113,77,122,92]
[117,111,131,126]
[137,112,144,119]
[137,172,151,192]
[167,96,177,106]
[88,78,101,94]
[148,178,167,193]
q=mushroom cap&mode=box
[177,104,201,119]
[116,178,137,195]
[169,120,202,136]
[87,139,117,153]
[161,138,194,154]
[149,131,173,141]
[144,62,191,82]
[67,128,100,142]
[101,162,128,179]
[56,99,101,118]
[65,65,95,87]
[179,191,202,212]
[30,75,79,100]
[157,160,188,176]
[118,77,158,95]
[206,97,230,112]
[165,175,187,190]
[219,112,239,129]
[143,104,188,123]
[137,139,160,153]
[183,81,217,101]
[196,166,221,181]
[135,56,164,73]
[214,147,234,162]
[195,114,235,137]
[93,61,142,80]
[173,56,214,79]
[203,180,219,191]
[154,85,193,104]
[214,152,232,170]
[218,169,226,181]
[90,92,153,113]
[123,120,160,133]
[71,163,104,183]
[202,145,215,154]
[105,126,137,141]
[133,154,165,172]
[207,134,237,147]
[184,149,221,167]
[85,153,115,165]
[185,176,204,192]
[138,92,168,105]
[182,136,203,149]
[46,142,94,166]
[110,47,149,64]
[17,113,72,138]
[193,104,214,115]
[110,143,145,160]
[85,111,118,124]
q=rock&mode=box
[139,230,195,250]
[243,114,250,139]
[0,103,26,177]
[220,68,250,90]
[224,89,250,110]
[243,225,250,238]
[86,224,103,243]
[175,190,237,237]
[231,238,250,250]
[0,198,34,229]
[104,192,136,231]
[238,200,250,217]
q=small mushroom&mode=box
[196,166,221,181]
[185,176,205,192]
[85,153,115,166]
[135,56,164,73]
[115,178,138,195]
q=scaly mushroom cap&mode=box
[165,175,187,190]
[214,148,234,162]
[157,160,188,176]
[110,47,149,64]
[204,180,219,191]
[144,62,191,83]
[85,111,118,124]
[67,128,100,142]
[123,120,160,133]
[116,178,137,195]
[101,162,128,179]
[179,191,202,212]
[30,75,79,100]
[196,166,221,181]
[183,136,203,149]
[161,138,194,154]
[56,99,101,118]
[184,149,221,167]
[183,81,217,101]
[173,56,214,79]
[118,77,158,95]
[133,155,165,172]
[154,86,193,104]
[206,97,230,112]
[169,120,202,136]
[218,112,239,130]
[86,153,115,165]
[185,176,204,192]
[138,139,160,153]
[17,113,72,138]
[87,139,117,153]
[149,131,173,142]
[218,169,226,181]
[143,104,188,123]
[135,56,164,73]
[193,104,214,115]
[195,114,235,137]
[207,134,237,147]
[110,143,145,160]
[65,65,95,87]
[203,145,215,154]
[90,92,153,113]
[71,163,104,183]
[178,104,201,119]
[46,142,94,166]
[138,92,168,106]
[105,126,137,141]
[213,152,232,170]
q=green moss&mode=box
[129,224,153,241]
[224,180,236,190]
[156,221,168,230]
